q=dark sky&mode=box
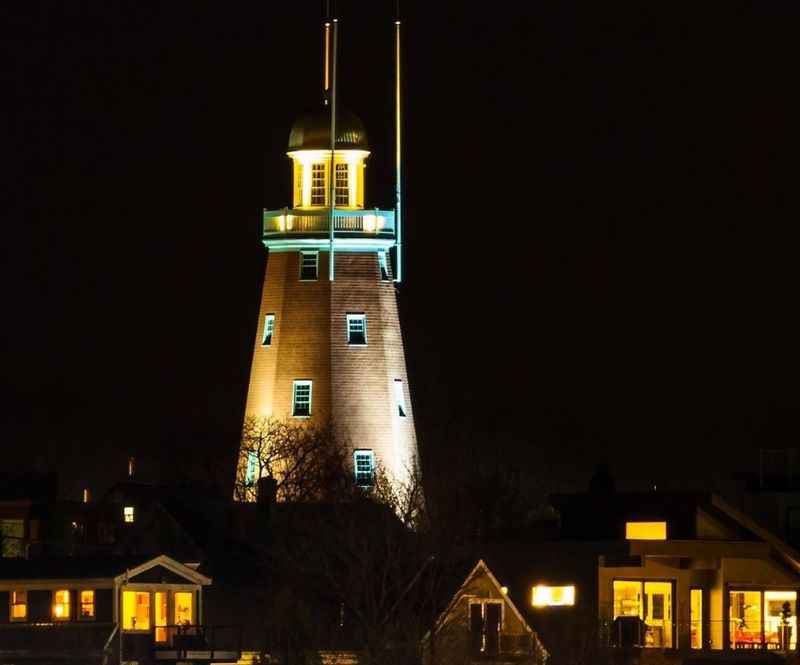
[3,2,799,499]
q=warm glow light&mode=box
[625,521,667,540]
[53,589,70,620]
[500,586,508,595]
[532,585,576,607]
[364,214,376,232]
[123,591,150,630]
[124,506,135,523]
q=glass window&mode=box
[354,450,375,487]
[690,589,703,649]
[335,163,349,206]
[393,379,407,417]
[378,251,390,281]
[79,590,95,620]
[625,522,667,540]
[155,591,168,642]
[532,585,576,607]
[0,519,25,558]
[292,380,312,417]
[123,506,135,523]
[295,163,304,206]
[469,601,502,656]
[611,580,673,648]
[262,314,275,346]
[300,251,318,281]
[730,590,762,648]
[174,591,193,626]
[765,591,796,650]
[245,450,259,485]
[53,589,70,621]
[311,163,326,205]
[10,590,27,621]
[347,314,367,345]
[123,591,150,631]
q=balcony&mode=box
[263,208,396,240]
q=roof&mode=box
[287,108,368,151]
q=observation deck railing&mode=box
[263,208,395,239]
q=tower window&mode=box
[262,314,275,346]
[354,450,375,486]
[123,506,135,523]
[292,380,312,418]
[393,379,407,417]
[378,251,390,281]
[300,251,318,281]
[335,163,349,206]
[347,314,367,346]
[245,450,258,485]
[311,163,326,205]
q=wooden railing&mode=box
[263,208,395,237]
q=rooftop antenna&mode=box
[328,13,338,280]
[394,2,403,283]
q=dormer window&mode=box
[311,163,326,205]
[335,163,349,206]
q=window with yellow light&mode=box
[625,521,667,540]
[52,589,70,620]
[122,590,150,630]
[10,590,27,621]
[532,585,576,607]
[79,590,95,620]
[174,591,193,625]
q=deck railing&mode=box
[263,208,395,237]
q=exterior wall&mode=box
[241,249,419,491]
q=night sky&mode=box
[4,3,799,500]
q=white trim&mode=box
[292,380,313,418]
[265,238,395,253]
[346,313,367,346]
[112,554,211,586]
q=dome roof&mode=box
[288,108,369,151]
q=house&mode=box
[425,559,549,665]
[0,553,240,665]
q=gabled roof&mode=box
[115,553,211,585]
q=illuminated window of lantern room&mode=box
[262,314,275,346]
[378,251,390,281]
[123,506,135,523]
[625,521,667,540]
[174,591,193,626]
[292,380,312,418]
[311,163,326,205]
[123,590,150,631]
[335,163,349,206]
[80,590,95,620]
[532,585,576,607]
[295,163,304,207]
[53,589,70,621]
[347,314,367,346]
[10,590,27,621]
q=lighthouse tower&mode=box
[237,19,418,499]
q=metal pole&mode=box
[394,18,403,283]
[328,18,338,281]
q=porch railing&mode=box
[263,208,395,238]
[152,624,242,661]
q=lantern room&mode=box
[286,108,369,210]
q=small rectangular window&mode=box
[378,251,390,281]
[354,450,375,486]
[80,590,95,620]
[347,314,367,346]
[335,163,349,206]
[123,506,135,523]
[393,379,407,417]
[262,314,275,346]
[311,163,326,205]
[300,251,318,281]
[174,591,194,625]
[532,585,576,607]
[10,590,27,621]
[625,521,667,540]
[53,589,70,621]
[292,380,312,417]
[245,450,258,485]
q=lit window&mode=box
[80,590,95,620]
[1,519,25,558]
[335,163,349,206]
[532,585,576,607]
[123,506,135,523]
[10,590,27,621]
[311,163,326,205]
[262,314,275,346]
[292,380,312,417]
[123,590,150,630]
[245,450,258,485]
[612,580,674,648]
[354,450,375,487]
[347,314,367,345]
[625,521,667,540]
[690,588,702,649]
[174,591,194,626]
[378,251,390,281]
[155,591,168,642]
[300,251,318,281]
[295,163,303,206]
[53,589,70,621]
[393,379,407,417]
